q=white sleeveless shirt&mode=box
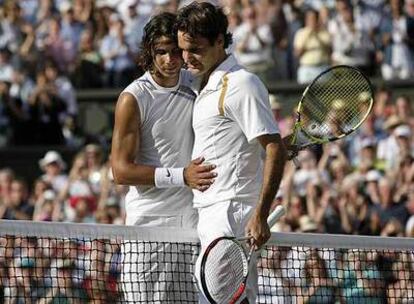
[122,70,196,224]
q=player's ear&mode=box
[215,34,224,48]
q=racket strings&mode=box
[301,66,372,141]
[204,240,248,303]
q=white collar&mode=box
[202,54,238,92]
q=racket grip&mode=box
[267,205,286,227]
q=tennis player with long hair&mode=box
[111,12,216,302]
[176,2,287,303]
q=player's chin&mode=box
[186,66,202,76]
[163,67,181,76]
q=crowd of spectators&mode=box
[0,86,413,302]
[1,0,414,146]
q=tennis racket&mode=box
[287,65,374,162]
[199,205,286,304]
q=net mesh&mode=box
[1,220,413,304]
[300,65,373,141]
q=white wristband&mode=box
[154,168,185,188]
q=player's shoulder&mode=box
[121,73,154,101]
[125,73,153,91]
[226,66,266,95]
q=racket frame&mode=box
[200,236,252,304]
[199,205,286,304]
[291,65,374,149]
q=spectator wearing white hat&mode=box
[269,94,290,136]
[39,150,68,194]
[377,115,405,169]
[393,124,414,167]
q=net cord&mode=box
[1,220,413,250]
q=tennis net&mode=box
[0,220,413,303]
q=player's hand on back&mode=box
[184,157,217,192]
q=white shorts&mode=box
[121,210,199,303]
[126,209,198,228]
[195,200,258,304]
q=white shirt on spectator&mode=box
[328,17,373,66]
[232,23,274,67]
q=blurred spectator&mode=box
[38,150,68,194]
[43,16,77,74]
[369,176,409,227]
[43,60,77,121]
[0,178,33,220]
[72,0,94,25]
[99,13,136,88]
[269,94,290,136]
[28,69,66,145]
[32,189,57,222]
[84,143,105,194]
[358,138,385,171]
[57,152,96,222]
[0,168,14,208]
[60,3,84,55]
[387,252,414,303]
[339,250,387,303]
[233,4,274,83]
[296,249,337,304]
[0,2,23,54]
[6,257,47,303]
[394,95,414,126]
[292,150,327,197]
[0,48,13,83]
[123,0,148,58]
[393,124,414,161]
[18,21,38,74]
[294,9,331,84]
[9,67,35,107]
[0,78,35,145]
[328,0,375,74]
[377,115,404,169]
[379,0,414,80]
[260,0,290,79]
[39,258,89,303]
[73,29,104,88]
[356,0,387,33]
[0,80,11,146]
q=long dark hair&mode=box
[139,12,177,72]
[175,2,232,48]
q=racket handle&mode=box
[267,205,286,227]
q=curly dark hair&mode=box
[138,12,178,72]
[175,2,232,49]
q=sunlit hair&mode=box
[139,12,177,72]
[175,1,232,48]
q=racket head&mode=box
[294,65,374,146]
[200,237,249,304]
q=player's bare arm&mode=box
[111,92,216,189]
[245,133,287,247]
[111,92,155,185]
